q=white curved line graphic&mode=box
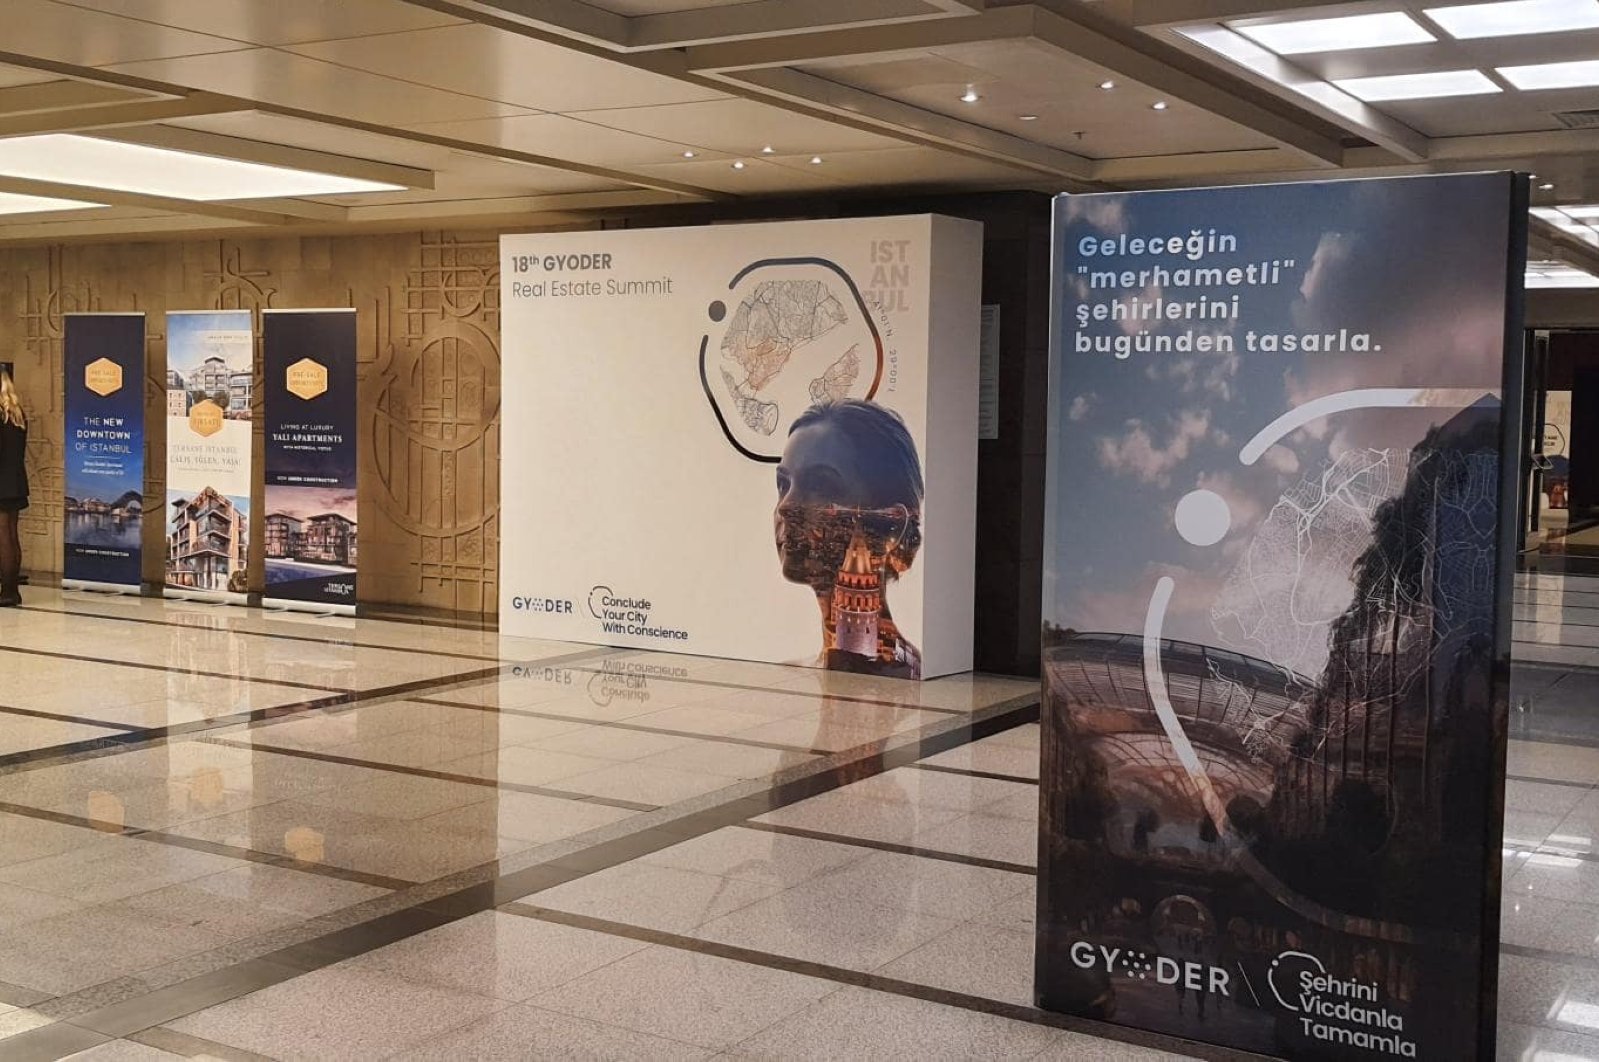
[1239,387,1489,466]
[1141,577,1412,943]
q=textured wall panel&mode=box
[0,230,510,613]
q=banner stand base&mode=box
[162,590,248,607]
[263,600,357,617]
[61,580,141,596]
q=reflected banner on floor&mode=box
[1036,174,1527,1060]
[498,216,982,678]
[62,313,146,593]
[164,310,254,604]
[262,309,358,614]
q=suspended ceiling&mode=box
[0,0,1595,280]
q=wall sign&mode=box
[262,309,358,614]
[1038,174,1526,1060]
[499,215,983,678]
[164,310,254,603]
[62,313,145,593]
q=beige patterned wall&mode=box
[0,229,529,614]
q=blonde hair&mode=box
[0,371,25,430]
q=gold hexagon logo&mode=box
[189,399,223,438]
[286,358,328,401]
[84,357,123,397]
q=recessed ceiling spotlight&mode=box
[1018,114,1039,121]
[1152,101,1169,110]
[809,156,823,165]
[1542,182,1557,190]
[761,145,775,154]
[1099,80,1116,90]
[732,160,746,170]
[960,87,981,103]
[682,150,696,159]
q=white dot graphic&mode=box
[1175,489,1231,546]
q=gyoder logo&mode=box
[510,594,573,614]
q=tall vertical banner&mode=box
[498,215,981,678]
[164,310,254,603]
[63,313,146,593]
[1038,174,1525,1059]
[261,309,358,614]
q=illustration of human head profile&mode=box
[774,399,924,678]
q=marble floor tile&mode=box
[535,861,781,934]
[1033,1030,1195,1061]
[0,835,244,905]
[0,904,230,996]
[796,850,1032,921]
[441,746,614,788]
[912,811,1041,867]
[641,827,868,889]
[531,945,837,1049]
[727,984,1055,1060]
[394,1003,711,1061]
[295,772,495,821]
[60,1038,185,1061]
[528,725,695,762]
[555,761,742,805]
[348,911,646,1001]
[636,740,808,779]
[919,740,1040,779]
[838,766,1037,815]
[752,791,965,847]
[111,862,388,942]
[165,963,507,1060]
[875,921,1036,1005]
[693,883,961,972]
[418,789,640,844]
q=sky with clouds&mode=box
[1047,174,1516,680]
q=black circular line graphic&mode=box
[698,256,886,464]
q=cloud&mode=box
[1067,393,1096,422]
[1062,195,1128,235]
[1259,445,1300,475]
[1097,409,1212,486]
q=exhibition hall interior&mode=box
[2,1,1599,1060]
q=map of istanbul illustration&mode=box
[700,257,885,462]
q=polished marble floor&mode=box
[0,583,1596,1059]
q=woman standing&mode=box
[0,369,27,607]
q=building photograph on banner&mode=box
[164,310,253,602]
[499,215,981,678]
[62,313,145,593]
[1038,174,1524,1060]
[262,309,358,613]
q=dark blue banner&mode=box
[63,314,146,591]
[1038,174,1526,1060]
[262,310,358,612]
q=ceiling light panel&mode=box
[1499,59,1599,89]
[1333,69,1502,101]
[1426,0,1599,40]
[0,191,102,216]
[1231,12,1435,54]
[0,134,403,201]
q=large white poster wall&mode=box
[499,215,982,679]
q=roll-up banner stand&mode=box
[164,310,254,604]
[261,309,358,615]
[1037,173,1526,1060]
[62,313,146,593]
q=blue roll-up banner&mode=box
[63,313,146,593]
[1037,173,1526,1060]
[262,309,358,614]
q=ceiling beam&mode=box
[0,51,730,201]
[725,66,1096,184]
[0,175,311,226]
[403,0,982,51]
[1529,215,1599,278]
[0,80,161,116]
[0,93,242,138]
[345,188,692,223]
[684,5,1033,72]
[102,125,436,192]
[1120,0,1341,27]
[1094,147,1308,185]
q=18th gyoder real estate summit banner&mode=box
[1038,173,1525,1060]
